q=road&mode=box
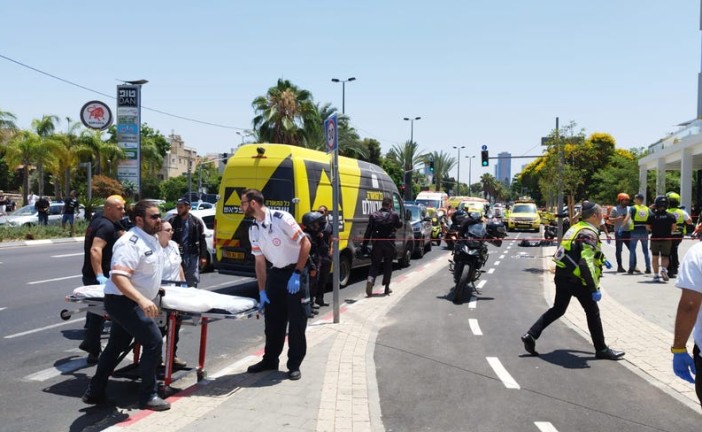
[375,235,700,432]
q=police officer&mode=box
[666,192,692,278]
[82,200,170,411]
[521,201,625,360]
[363,196,403,297]
[79,195,126,364]
[243,189,312,381]
[301,211,327,316]
[171,198,208,287]
[623,193,652,274]
[315,205,332,307]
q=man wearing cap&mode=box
[623,193,652,275]
[170,198,207,287]
[521,200,625,360]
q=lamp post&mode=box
[236,130,253,145]
[453,145,465,195]
[401,116,421,199]
[331,77,356,114]
[466,155,475,195]
[403,116,421,144]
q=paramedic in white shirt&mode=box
[82,200,171,411]
[672,241,702,408]
[243,189,311,381]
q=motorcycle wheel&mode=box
[453,262,470,305]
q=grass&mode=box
[0,221,89,242]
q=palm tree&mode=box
[390,140,426,200]
[429,150,455,194]
[52,117,87,198]
[251,79,318,146]
[480,173,499,201]
[0,108,18,144]
[4,131,41,205]
[31,115,60,196]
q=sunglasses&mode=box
[148,213,162,220]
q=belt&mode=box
[273,263,296,270]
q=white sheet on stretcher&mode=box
[72,285,258,315]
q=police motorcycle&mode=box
[449,210,507,305]
[444,210,463,250]
[430,209,446,246]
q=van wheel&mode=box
[399,244,412,267]
[338,254,351,287]
[413,241,425,259]
[425,238,432,253]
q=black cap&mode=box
[581,200,596,211]
[177,198,191,206]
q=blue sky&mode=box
[1,0,699,182]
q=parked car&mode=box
[0,202,85,227]
[405,203,432,258]
[164,208,215,272]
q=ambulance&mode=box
[214,144,415,286]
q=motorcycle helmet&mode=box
[666,192,680,208]
[616,193,630,202]
[301,211,325,234]
[654,195,668,210]
[467,211,482,223]
[452,209,467,225]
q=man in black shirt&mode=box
[35,196,50,225]
[79,195,126,364]
[171,198,207,287]
[363,197,402,296]
[647,195,677,283]
[62,190,80,236]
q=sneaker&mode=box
[660,268,669,281]
[384,285,392,296]
[521,333,538,356]
[173,356,188,369]
[86,351,100,365]
[644,268,651,274]
[616,267,626,273]
[652,275,661,282]
[139,395,170,411]
[595,347,625,360]
[627,269,634,275]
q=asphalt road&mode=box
[375,235,700,432]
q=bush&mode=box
[93,175,124,198]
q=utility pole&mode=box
[556,117,564,243]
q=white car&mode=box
[164,208,215,272]
[0,203,85,227]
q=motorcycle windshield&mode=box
[467,223,487,238]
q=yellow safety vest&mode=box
[667,208,686,235]
[632,204,650,228]
[553,221,604,285]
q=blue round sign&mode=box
[481,144,487,151]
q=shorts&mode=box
[650,239,671,256]
[62,213,75,225]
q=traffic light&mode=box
[481,150,489,167]
[429,159,434,173]
[221,152,228,164]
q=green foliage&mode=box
[0,220,89,242]
[160,175,188,202]
[92,175,124,198]
[141,176,162,200]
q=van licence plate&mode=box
[224,251,245,260]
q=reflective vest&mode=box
[667,208,686,235]
[553,221,603,285]
[632,204,650,229]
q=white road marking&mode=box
[208,355,259,380]
[51,252,83,258]
[0,307,6,311]
[499,254,505,259]
[487,268,495,274]
[468,295,478,309]
[27,274,82,285]
[468,318,482,335]
[24,356,90,381]
[486,357,520,389]
[4,317,85,339]
[493,261,501,266]
[535,422,559,432]
[476,280,486,290]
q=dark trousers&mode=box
[81,276,105,355]
[262,266,308,371]
[694,344,702,408]
[315,257,331,303]
[181,253,200,287]
[668,235,683,276]
[88,295,163,403]
[528,277,607,352]
[367,240,395,287]
[38,212,48,225]
[614,230,631,269]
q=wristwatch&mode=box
[670,346,687,354]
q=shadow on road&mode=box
[524,348,594,369]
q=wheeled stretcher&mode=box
[61,285,259,386]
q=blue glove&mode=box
[592,291,602,302]
[287,272,301,294]
[617,229,622,237]
[673,352,696,383]
[179,282,188,287]
[96,274,109,285]
[258,290,270,311]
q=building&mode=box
[158,132,199,181]
[494,152,512,186]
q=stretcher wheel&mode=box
[60,309,71,321]
[197,370,207,381]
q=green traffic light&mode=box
[481,161,488,167]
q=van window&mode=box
[513,204,537,214]
[415,199,442,209]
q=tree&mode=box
[92,174,123,198]
[589,148,640,204]
[31,115,60,196]
[389,140,426,200]
[3,131,41,205]
[0,107,18,145]
[427,150,455,194]
[480,173,500,201]
[252,79,318,146]
[360,138,382,165]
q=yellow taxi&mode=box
[507,201,541,232]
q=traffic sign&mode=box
[325,113,338,153]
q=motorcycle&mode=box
[444,223,459,250]
[430,210,446,246]
[449,221,507,304]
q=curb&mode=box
[0,237,84,249]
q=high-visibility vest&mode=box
[553,221,603,284]
[667,208,686,235]
[632,204,650,229]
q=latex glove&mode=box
[96,274,109,285]
[616,229,622,237]
[591,291,602,302]
[287,272,301,294]
[179,282,188,288]
[673,352,696,383]
[258,290,270,311]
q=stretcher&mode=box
[61,285,259,385]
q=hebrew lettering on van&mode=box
[362,190,384,215]
[222,186,247,214]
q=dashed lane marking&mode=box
[468,295,477,309]
[487,268,495,274]
[476,280,486,290]
[24,355,91,381]
[493,261,501,266]
[535,421,559,432]
[468,319,482,335]
[51,252,84,258]
[499,254,505,259]
[27,274,82,285]
[0,307,6,311]
[486,357,520,389]
[5,316,85,339]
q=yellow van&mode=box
[214,144,415,286]
[506,200,541,232]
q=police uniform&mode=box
[628,204,652,273]
[363,207,402,294]
[249,207,308,372]
[667,206,689,277]
[526,221,611,353]
[86,226,165,406]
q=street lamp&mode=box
[331,77,356,114]
[236,130,253,145]
[466,155,475,195]
[403,116,421,143]
[453,145,465,195]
